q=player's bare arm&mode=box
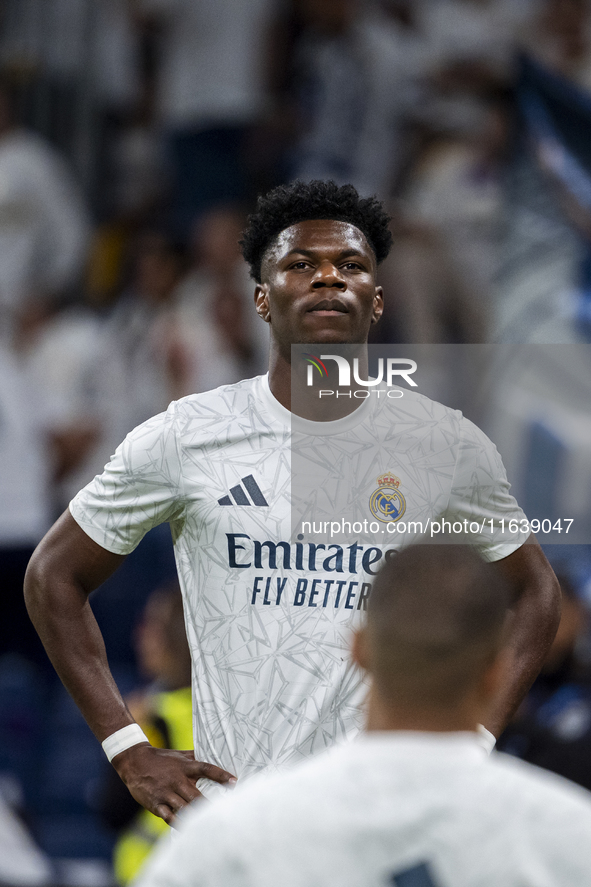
[484,534,561,737]
[24,510,236,824]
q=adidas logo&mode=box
[218,475,269,507]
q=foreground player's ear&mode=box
[351,627,370,671]
[254,284,271,323]
[371,287,384,325]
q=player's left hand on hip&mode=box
[111,744,237,825]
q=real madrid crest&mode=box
[369,472,406,523]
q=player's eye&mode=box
[342,262,362,270]
[290,261,311,270]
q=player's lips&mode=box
[307,299,349,316]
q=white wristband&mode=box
[476,724,496,756]
[102,724,150,762]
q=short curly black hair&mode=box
[240,180,393,282]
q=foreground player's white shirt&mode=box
[70,375,527,794]
[137,733,591,887]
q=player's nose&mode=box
[311,261,346,289]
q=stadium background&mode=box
[2,0,591,884]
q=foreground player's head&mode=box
[240,180,392,350]
[353,545,512,731]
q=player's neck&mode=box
[268,340,370,421]
[364,687,482,735]
[268,346,293,411]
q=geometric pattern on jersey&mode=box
[70,374,528,797]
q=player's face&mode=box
[254,219,383,347]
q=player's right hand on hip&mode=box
[111,744,237,824]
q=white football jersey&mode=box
[70,374,527,794]
[136,733,591,887]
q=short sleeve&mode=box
[69,404,184,555]
[444,416,529,562]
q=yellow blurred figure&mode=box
[111,584,193,885]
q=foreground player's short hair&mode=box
[240,180,393,282]
[367,545,513,708]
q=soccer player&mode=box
[24,181,560,825]
[135,546,591,887]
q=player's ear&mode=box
[371,287,384,325]
[254,284,271,323]
[351,627,370,671]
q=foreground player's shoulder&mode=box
[143,745,346,880]
[489,752,591,835]
[197,743,349,837]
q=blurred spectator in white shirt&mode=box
[0,0,142,204]
[21,300,103,512]
[401,88,512,331]
[374,210,486,344]
[0,785,52,887]
[42,0,144,216]
[278,0,423,200]
[417,0,535,72]
[0,75,90,347]
[414,0,536,134]
[133,0,278,238]
[25,224,261,512]
[0,343,49,550]
[174,205,268,387]
[25,232,187,510]
[0,340,51,665]
[39,0,140,114]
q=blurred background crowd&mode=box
[3,0,591,884]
